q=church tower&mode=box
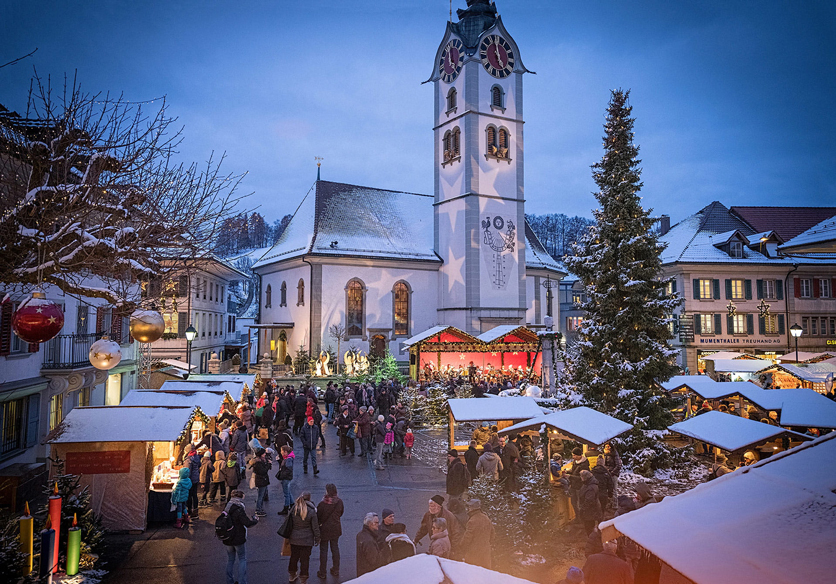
[429,0,531,334]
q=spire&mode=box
[315,156,323,181]
[453,0,498,48]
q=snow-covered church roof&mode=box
[252,180,564,273]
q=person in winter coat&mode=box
[316,483,344,579]
[337,406,356,456]
[209,451,229,503]
[224,452,241,491]
[171,467,192,529]
[239,405,254,436]
[324,384,337,421]
[372,415,387,470]
[273,420,293,454]
[415,495,462,550]
[428,517,451,558]
[277,445,295,514]
[404,427,414,459]
[582,541,633,584]
[634,482,659,509]
[230,421,249,477]
[355,407,372,456]
[497,435,520,483]
[578,470,602,535]
[222,489,258,584]
[459,498,494,569]
[590,458,614,513]
[287,491,321,584]
[300,416,322,474]
[293,393,308,434]
[385,523,416,561]
[602,443,622,478]
[379,508,396,541]
[565,447,590,517]
[185,446,201,517]
[557,567,586,584]
[249,448,270,516]
[261,396,275,430]
[446,450,471,498]
[475,443,503,480]
[464,441,480,478]
[356,512,385,577]
[199,451,214,505]
[255,392,268,428]
[197,429,224,455]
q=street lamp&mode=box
[790,323,803,364]
[185,325,197,377]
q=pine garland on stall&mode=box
[561,89,684,475]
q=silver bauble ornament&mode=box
[89,335,122,370]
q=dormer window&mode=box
[490,85,505,112]
[729,241,743,258]
[446,87,457,114]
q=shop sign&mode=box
[66,450,131,474]
[827,339,836,345]
[697,337,783,345]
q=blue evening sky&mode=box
[2,1,834,223]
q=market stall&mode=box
[704,358,772,382]
[598,433,836,584]
[735,386,836,429]
[158,379,247,402]
[346,553,537,584]
[186,373,258,397]
[662,377,759,419]
[47,405,209,531]
[445,396,545,450]
[757,362,836,392]
[120,388,230,438]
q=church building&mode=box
[251,0,564,366]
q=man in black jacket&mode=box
[293,392,308,434]
[464,441,480,479]
[356,512,384,577]
[223,489,258,584]
[250,448,270,516]
[446,450,471,499]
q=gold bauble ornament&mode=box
[89,336,122,370]
[130,310,166,343]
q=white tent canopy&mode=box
[499,406,633,446]
[47,406,197,443]
[346,554,536,584]
[737,387,836,429]
[708,359,772,373]
[599,433,836,584]
[158,359,196,371]
[120,389,228,417]
[447,397,544,422]
[667,411,809,452]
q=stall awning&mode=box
[662,377,757,400]
[159,380,247,399]
[403,326,481,348]
[447,397,544,422]
[668,411,810,452]
[159,359,196,371]
[700,351,755,361]
[766,362,836,383]
[598,433,836,584]
[709,359,772,373]
[777,351,836,364]
[498,406,632,446]
[47,406,199,443]
[120,389,228,416]
[737,387,836,428]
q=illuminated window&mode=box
[49,393,63,431]
[346,279,365,337]
[393,282,410,336]
[566,316,583,331]
[730,279,745,300]
[764,315,778,334]
[731,314,747,334]
[697,279,713,299]
[700,314,714,334]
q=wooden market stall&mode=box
[47,405,209,531]
[186,374,258,398]
[757,362,836,393]
[662,377,759,420]
[735,386,836,430]
[445,396,545,450]
[158,379,247,403]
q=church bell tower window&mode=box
[446,87,457,114]
[490,85,505,112]
[442,127,461,166]
[485,125,511,162]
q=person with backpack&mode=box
[224,452,242,493]
[216,489,258,584]
[277,445,295,515]
[209,451,229,504]
[708,453,734,481]
[199,451,214,506]
[316,483,344,579]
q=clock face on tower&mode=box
[439,39,464,83]
[479,35,515,78]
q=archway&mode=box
[370,334,387,359]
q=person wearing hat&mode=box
[379,508,396,540]
[446,449,471,499]
[557,566,585,584]
[475,443,503,480]
[250,447,270,516]
[459,498,495,569]
[464,441,480,478]
[355,406,372,457]
[578,469,602,535]
[300,415,323,475]
[199,450,215,507]
[255,391,269,428]
[633,481,658,509]
[414,495,462,551]
[336,405,356,456]
[708,453,733,480]
[372,414,387,470]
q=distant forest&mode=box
[525,213,595,259]
[215,212,293,255]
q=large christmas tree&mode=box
[562,89,682,474]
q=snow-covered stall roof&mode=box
[699,351,752,361]
[599,432,836,584]
[447,397,544,422]
[662,377,756,400]
[159,358,196,371]
[667,411,809,452]
[768,362,836,383]
[119,389,228,416]
[159,380,247,399]
[708,358,772,373]
[737,387,836,429]
[47,406,197,443]
[186,374,257,392]
[402,326,480,347]
[476,325,539,344]
[499,406,633,446]
[346,553,537,584]
[776,351,836,364]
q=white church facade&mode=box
[251,0,564,365]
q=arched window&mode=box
[345,279,366,338]
[486,125,497,155]
[486,125,510,160]
[447,87,457,112]
[452,127,460,156]
[498,128,509,150]
[393,281,410,336]
[280,281,287,307]
[265,284,272,308]
[297,279,305,306]
[491,85,504,109]
[443,130,452,161]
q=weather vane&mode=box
[315,156,324,180]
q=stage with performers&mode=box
[403,325,543,384]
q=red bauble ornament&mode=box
[12,291,65,343]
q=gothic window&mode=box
[280,281,287,307]
[346,279,366,338]
[393,281,410,337]
[491,85,504,109]
[265,284,272,308]
[297,279,305,306]
[447,87,457,112]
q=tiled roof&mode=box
[730,206,836,242]
[779,216,836,254]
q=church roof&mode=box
[253,180,564,273]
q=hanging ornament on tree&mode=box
[130,309,166,343]
[89,335,122,370]
[12,291,65,343]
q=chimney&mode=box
[659,215,670,236]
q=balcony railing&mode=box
[42,333,102,370]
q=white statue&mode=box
[319,351,331,376]
[344,351,355,376]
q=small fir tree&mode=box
[372,351,406,385]
[562,89,682,473]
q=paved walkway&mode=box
[105,424,447,584]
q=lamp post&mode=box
[790,323,803,364]
[185,325,197,377]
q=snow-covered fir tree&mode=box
[561,89,682,474]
